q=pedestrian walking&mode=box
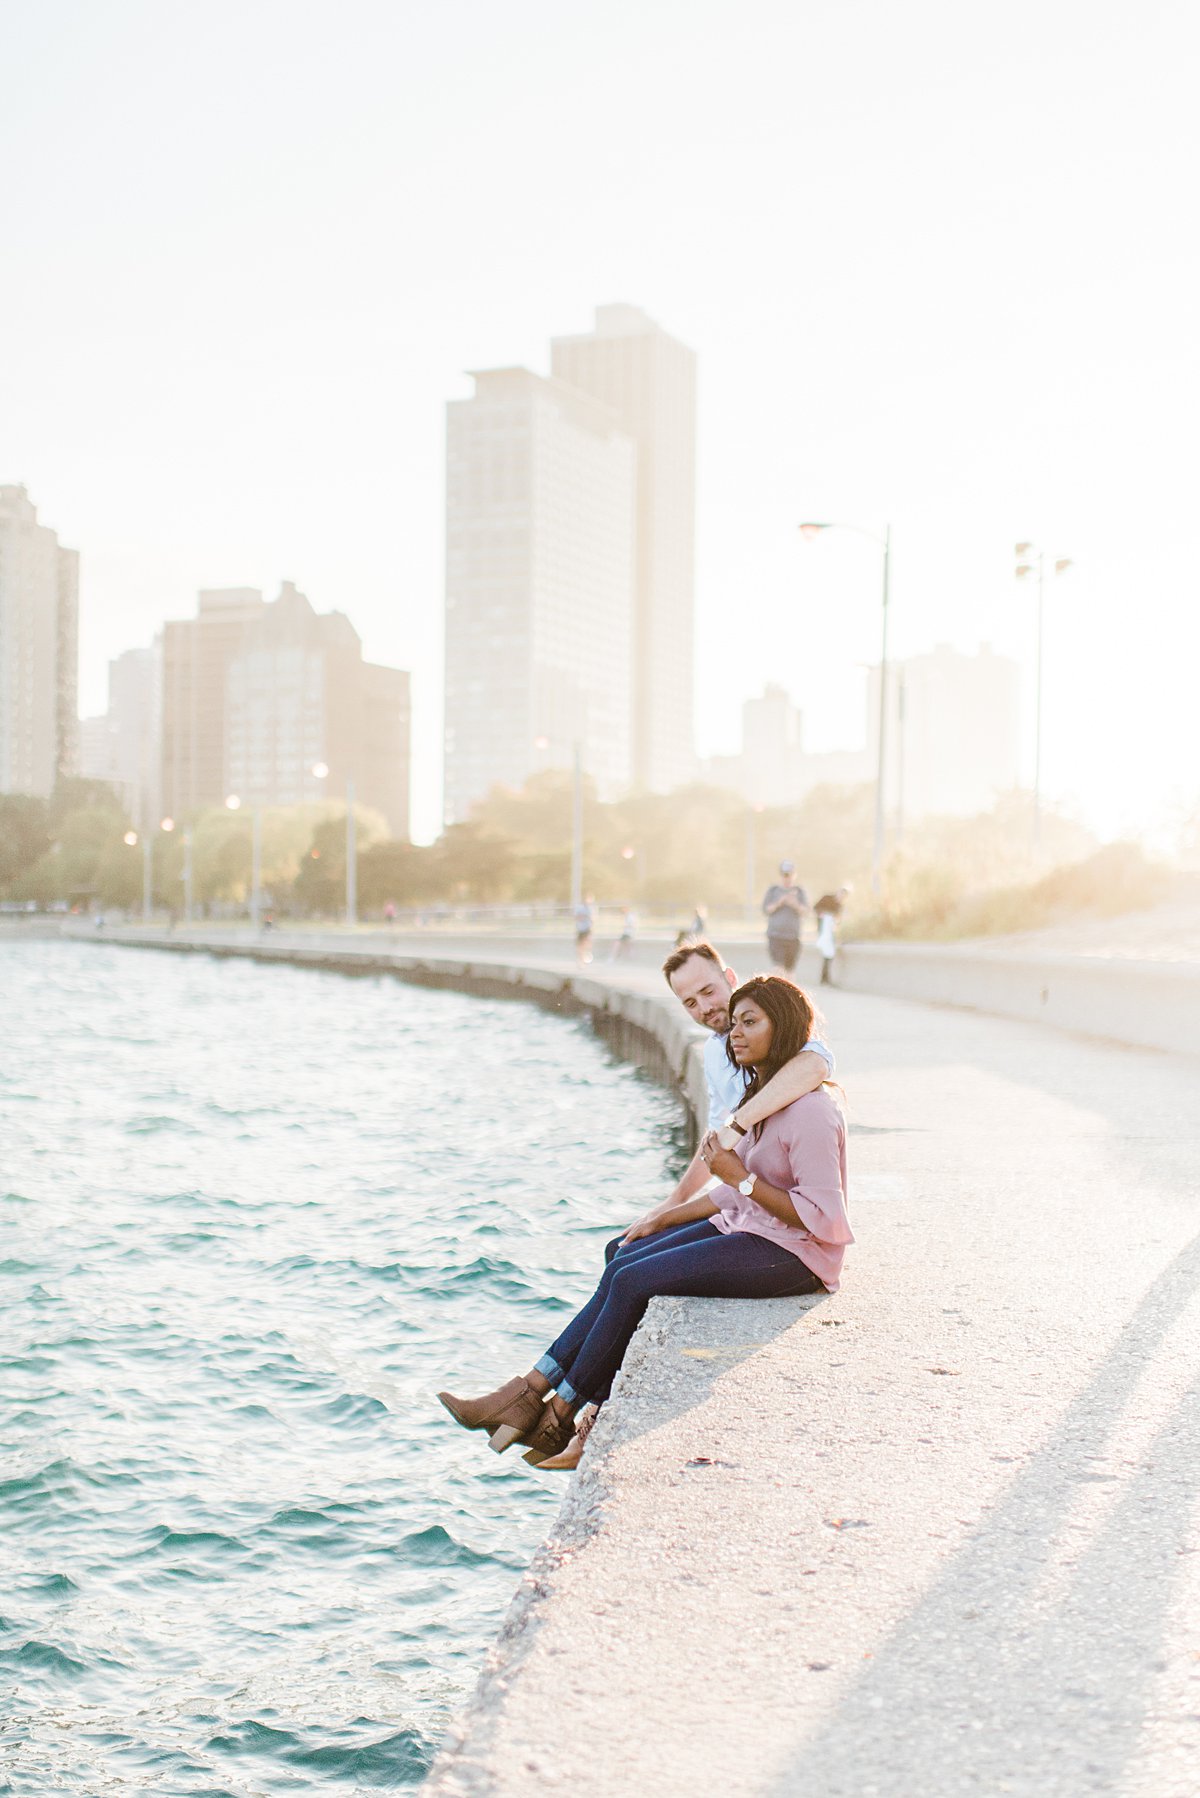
[761,861,809,974]
[573,894,596,964]
[610,907,637,961]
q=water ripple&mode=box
[0,937,685,1792]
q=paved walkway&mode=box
[428,983,1200,1798]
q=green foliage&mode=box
[858,842,1172,942]
[0,795,52,889]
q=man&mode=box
[537,937,835,1471]
[620,938,834,1245]
[761,861,809,974]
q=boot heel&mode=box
[488,1423,525,1454]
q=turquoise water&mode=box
[0,940,684,1794]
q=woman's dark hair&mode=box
[725,975,817,1127]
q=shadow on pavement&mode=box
[767,1227,1200,1795]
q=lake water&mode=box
[0,939,684,1793]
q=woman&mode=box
[437,976,852,1468]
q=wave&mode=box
[208,1717,434,1784]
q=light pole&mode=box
[745,802,764,918]
[570,741,583,912]
[140,816,174,921]
[345,775,357,926]
[800,521,892,896]
[1015,543,1073,857]
[224,794,261,927]
[182,826,193,924]
[311,762,356,925]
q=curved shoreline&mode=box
[54,925,1200,1795]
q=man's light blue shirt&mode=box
[703,1030,835,1130]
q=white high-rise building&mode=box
[551,304,697,793]
[0,486,78,796]
[443,366,636,824]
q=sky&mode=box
[2,0,1198,845]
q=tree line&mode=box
[0,769,1111,926]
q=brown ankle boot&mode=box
[537,1404,598,1472]
[520,1403,578,1466]
[436,1376,544,1447]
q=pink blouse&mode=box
[710,1086,853,1292]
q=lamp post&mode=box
[345,776,357,926]
[800,521,892,895]
[745,802,764,918]
[534,735,583,911]
[224,793,260,927]
[570,741,583,912]
[139,816,174,921]
[1015,543,1073,857]
[310,763,356,925]
[182,826,193,924]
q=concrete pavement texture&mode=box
[427,984,1200,1798]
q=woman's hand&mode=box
[621,1209,668,1245]
[700,1136,747,1187]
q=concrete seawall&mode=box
[54,925,1200,1794]
[837,939,1200,1057]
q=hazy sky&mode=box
[2,0,1197,843]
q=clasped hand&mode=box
[699,1131,747,1186]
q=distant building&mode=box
[78,713,117,790]
[107,646,161,827]
[869,642,1021,823]
[0,486,78,796]
[443,366,636,824]
[551,305,697,793]
[161,582,411,838]
[161,587,265,820]
[80,645,162,826]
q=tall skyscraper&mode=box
[551,304,697,793]
[161,582,411,837]
[0,486,78,796]
[443,366,636,824]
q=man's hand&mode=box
[700,1138,747,1187]
[703,1125,743,1156]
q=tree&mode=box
[0,795,52,892]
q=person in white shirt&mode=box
[522,939,835,1469]
[619,939,835,1245]
[437,949,841,1467]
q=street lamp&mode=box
[141,817,174,922]
[1015,543,1073,857]
[745,802,765,918]
[800,520,892,896]
[532,735,583,910]
[225,793,261,928]
[180,826,194,923]
[310,763,355,924]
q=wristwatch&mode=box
[724,1115,748,1136]
[737,1171,758,1198]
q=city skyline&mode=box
[2,2,1198,846]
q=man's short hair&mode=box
[661,938,725,986]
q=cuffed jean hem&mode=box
[556,1379,581,1405]
[534,1352,566,1385]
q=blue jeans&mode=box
[535,1220,823,1406]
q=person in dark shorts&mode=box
[761,861,808,973]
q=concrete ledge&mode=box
[838,940,1200,1056]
